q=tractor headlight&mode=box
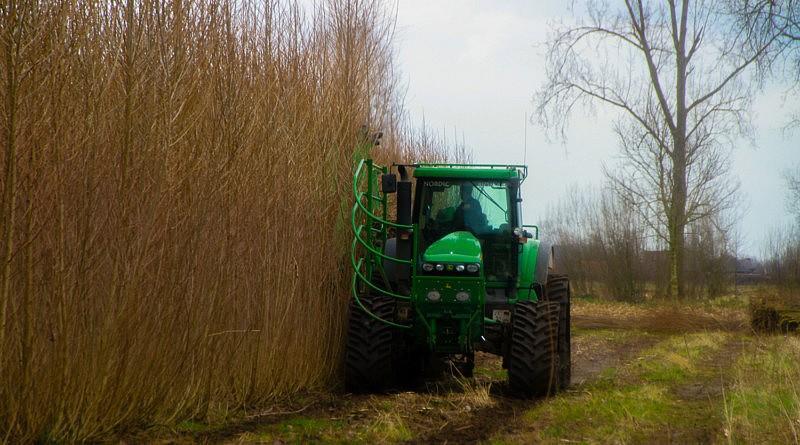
[435,264,444,271]
[455,291,470,302]
[455,264,465,272]
[426,290,441,302]
[466,263,480,273]
[422,263,434,272]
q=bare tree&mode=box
[544,185,647,301]
[535,0,783,298]
[786,165,800,223]
[731,0,800,128]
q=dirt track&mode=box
[147,303,754,444]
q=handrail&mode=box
[353,193,412,229]
[415,162,527,169]
[350,156,414,321]
[351,263,411,329]
[352,159,412,230]
[353,224,412,265]
[410,162,528,179]
[351,241,411,300]
[351,198,411,264]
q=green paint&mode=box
[422,231,482,263]
[413,162,527,181]
[516,239,540,301]
[350,156,540,356]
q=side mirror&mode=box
[513,227,531,243]
[381,173,397,193]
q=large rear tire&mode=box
[345,295,395,392]
[546,274,571,389]
[507,300,559,397]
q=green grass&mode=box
[723,336,800,444]
[239,417,345,444]
[530,384,675,442]
[495,332,730,444]
[705,294,750,310]
[170,418,229,436]
[236,412,413,444]
[364,412,414,443]
[474,365,506,380]
[633,333,721,384]
[175,420,215,433]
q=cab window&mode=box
[419,180,511,241]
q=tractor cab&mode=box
[413,168,524,286]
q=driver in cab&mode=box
[454,183,487,234]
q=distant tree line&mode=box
[763,227,800,287]
[548,165,800,300]
[543,186,737,301]
[762,167,800,288]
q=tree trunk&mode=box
[670,0,689,300]
[669,131,688,300]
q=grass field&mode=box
[128,292,799,444]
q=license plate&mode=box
[492,309,511,323]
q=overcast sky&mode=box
[393,0,799,255]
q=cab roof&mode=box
[412,163,527,181]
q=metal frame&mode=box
[395,162,528,181]
[351,159,415,329]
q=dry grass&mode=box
[749,285,800,332]
[572,298,749,333]
[0,0,458,441]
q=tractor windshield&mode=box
[418,180,516,281]
[420,180,510,235]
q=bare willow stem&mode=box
[0,0,463,441]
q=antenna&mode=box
[523,112,528,165]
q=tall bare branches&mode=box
[730,0,800,128]
[0,1,459,441]
[535,0,781,298]
[786,165,800,224]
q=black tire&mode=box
[546,274,571,390]
[345,295,395,392]
[507,300,560,397]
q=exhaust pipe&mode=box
[396,165,412,291]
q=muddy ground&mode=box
[143,300,771,444]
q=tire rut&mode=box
[644,334,748,444]
[407,330,662,444]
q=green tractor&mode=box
[346,142,571,397]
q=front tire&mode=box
[345,295,395,392]
[507,300,559,397]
